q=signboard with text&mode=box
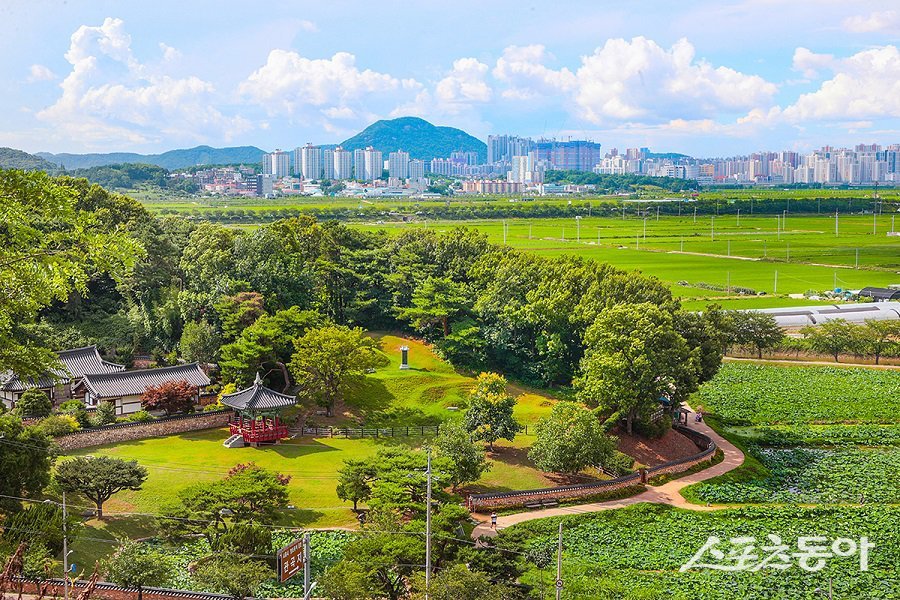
[277,539,305,583]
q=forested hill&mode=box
[36,145,265,170]
[0,147,60,171]
[65,163,198,192]
[544,170,701,192]
[340,117,487,162]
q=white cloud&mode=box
[783,45,900,121]
[37,17,249,147]
[434,58,492,105]
[573,37,778,124]
[792,47,835,79]
[298,20,318,33]
[240,49,407,120]
[843,10,900,33]
[493,45,576,100]
[27,64,57,82]
[159,43,182,62]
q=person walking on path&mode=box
[491,512,498,529]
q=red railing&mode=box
[229,420,290,442]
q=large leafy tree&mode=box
[179,320,220,368]
[102,538,170,600]
[860,320,900,364]
[336,459,376,511]
[462,372,522,451]
[0,169,141,381]
[0,415,55,514]
[214,291,266,342]
[731,310,784,358]
[575,303,699,435]
[528,401,619,475]
[397,276,468,337]
[55,456,148,519]
[178,223,236,321]
[801,319,862,362]
[219,307,322,387]
[410,564,518,600]
[433,420,490,491]
[194,555,273,600]
[289,325,387,417]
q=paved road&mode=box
[471,408,744,539]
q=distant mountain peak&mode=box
[340,117,486,162]
[35,145,266,170]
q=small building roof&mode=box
[747,302,900,327]
[75,363,210,399]
[859,287,900,301]
[1,345,124,392]
[221,373,296,412]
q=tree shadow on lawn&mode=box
[267,437,348,458]
[485,445,603,486]
[276,507,327,528]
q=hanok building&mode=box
[221,373,295,447]
[73,363,211,416]
[0,346,124,410]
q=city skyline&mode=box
[5,1,900,155]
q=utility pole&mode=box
[693,206,697,223]
[774,270,778,294]
[786,242,790,261]
[763,239,767,258]
[711,216,715,241]
[425,450,432,599]
[737,208,740,226]
[62,491,69,600]
[835,210,839,237]
[680,237,684,252]
[303,532,311,598]
[777,215,781,241]
[727,240,731,256]
[643,218,647,240]
[576,217,581,242]
[656,205,660,221]
[873,211,877,235]
[555,522,563,600]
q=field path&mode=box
[471,407,744,538]
[724,356,900,370]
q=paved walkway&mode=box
[471,408,744,538]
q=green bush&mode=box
[123,410,154,423]
[90,401,117,427]
[15,388,53,419]
[34,414,81,437]
[59,399,90,428]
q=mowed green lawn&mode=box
[352,214,900,304]
[63,333,557,567]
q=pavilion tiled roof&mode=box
[75,363,210,399]
[221,373,296,412]
[0,346,124,392]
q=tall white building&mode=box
[263,149,291,179]
[322,149,335,180]
[333,147,352,180]
[409,159,425,181]
[353,149,367,180]
[299,144,324,180]
[388,150,410,179]
[364,147,383,181]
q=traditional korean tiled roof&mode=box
[0,346,124,392]
[76,363,210,399]
[220,373,296,412]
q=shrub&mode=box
[16,388,53,419]
[59,399,90,428]
[90,401,118,427]
[123,410,154,423]
[34,414,81,437]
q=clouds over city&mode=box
[20,6,900,153]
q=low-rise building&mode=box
[73,363,211,416]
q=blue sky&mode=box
[4,0,900,156]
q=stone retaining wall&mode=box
[55,412,231,451]
[5,578,236,600]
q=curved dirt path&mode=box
[471,408,744,538]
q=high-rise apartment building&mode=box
[333,147,352,180]
[408,159,425,180]
[388,150,410,179]
[534,140,602,172]
[353,149,367,180]
[363,147,383,181]
[322,149,335,180]
[262,149,291,178]
[488,134,534,164]
[299,144,324,180]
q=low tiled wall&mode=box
[55,411,231,451]
[5,578,237,600]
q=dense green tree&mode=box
[336,460,376,511]
[397,276,468,337]
[576,303,699,434]
[366,447,453,515]
[55,456,148,519]
[289,325,387,416]
[731,311,784,358]
[319,561,376,599]
[219,307,321,387]
[194,555,273,600]
[860,320,900,364]
[178,223,236,320]
[529,401,619,475]
[102,539,171,600]
[801,319,861,362]
[462,372,522,451]
[433,420,490,490]
[409,564,519,600]
[179,320,220,368]
[90,400,117,426]
[673,307,727,382]
[214,291,266,341]
[0,415,55,514]
[0,169,141,381]
[214,522,272,559]
[14,389,52,419]
[0,501,81,557]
